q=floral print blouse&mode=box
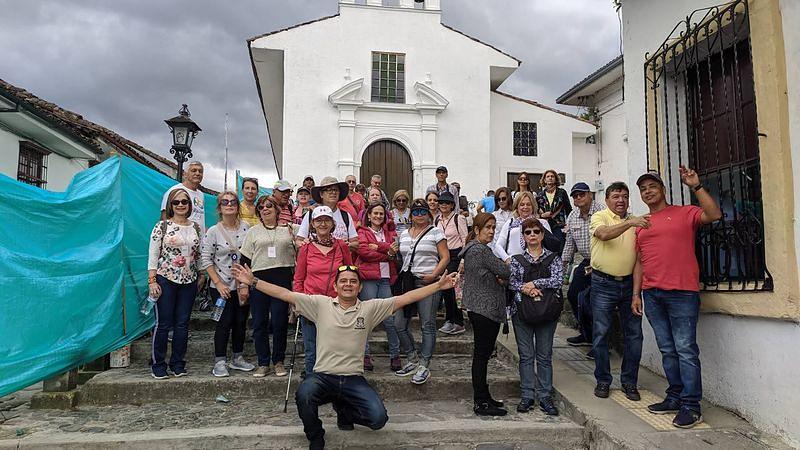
[147,220,201,284]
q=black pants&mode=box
[442,248,464,326]
[468,311,501,402]
[251,267,292,366]
[566,260,592,340]
[210,288,250,358]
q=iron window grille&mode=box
[644,0,771,291]
[17,141,49,188]
[513,121,538,156]
[371,52,405,103]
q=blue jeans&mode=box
[512,315,558,401]
[590,273,643,385]
[394,280,438,367]
[152,275,196,372]
[361,278,400,358]
[295,372,388,443]
[301,317,317,374]
[643,288,702,412]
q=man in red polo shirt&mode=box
[632,166,721,429]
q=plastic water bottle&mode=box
[211,297,226,322]
[140,296,158,316]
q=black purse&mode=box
[392,226,434,317]
[512,253,563,325]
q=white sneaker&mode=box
[438,321,455,334]
[449,324,466,335]
[411,365,430,385]
[212,360,230,377]
[395,361,418,377]
[228,355,256,372]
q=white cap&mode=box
[311,206,334,220]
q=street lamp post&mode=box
[164,104,202,182]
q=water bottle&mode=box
[211,297,226,322]
[140,296,158,316]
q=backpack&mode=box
[511,252,563,325]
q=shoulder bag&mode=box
[511,252,563,325]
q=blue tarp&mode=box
[0,156,216,397]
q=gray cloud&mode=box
[0,0,618,191]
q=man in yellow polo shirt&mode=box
[232,263,458,450]
[589,181,650,401]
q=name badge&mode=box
[268,246,277,258]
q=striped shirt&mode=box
[561,201,606,264]
[399,226,446,278]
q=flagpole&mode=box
[223,113,229,191]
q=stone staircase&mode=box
[1,311,587,449]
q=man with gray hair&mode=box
[370,174,390,206]
[161,161,206,234]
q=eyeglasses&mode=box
[171,199,190,206]
[322,187,340,193]
[257,203,275,211]
[571,192,588,199]
[523,229,543,236]
[220,199,238,206]
[346,180,356,184]
[395,198,408,203]
[411,209,429,217]
[498,197,508,201]
[338,265,359,272]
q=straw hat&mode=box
[311,176,348,203]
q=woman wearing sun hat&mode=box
[296,176,359,252]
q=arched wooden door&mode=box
[360,140,413,199]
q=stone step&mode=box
[78,355,520,406]
[129,330,477,364]
[0,399,585,449]
[189,311,472,332]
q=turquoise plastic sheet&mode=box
[235,170,273,199]
[0,156,216,397]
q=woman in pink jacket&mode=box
[356,203,401,372]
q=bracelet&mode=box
[692,184,704,192]
[148,276,157,284]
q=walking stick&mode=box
[284,314,301,413]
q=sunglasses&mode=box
[322,187,340,193]
[395,198,408,203]
[171,199,190,206]
[498,196,508,201]
[571,192,588,198]
[257,203,275,211]
[411,209,429,217]
[523,229,543,236]
[346,180,356,184]
[338,265,359,272]
[220,199,238,206]
[519,178,529,182]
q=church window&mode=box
[512,122,537,156]
[371,52,405,103]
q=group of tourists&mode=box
[146,160,720,448]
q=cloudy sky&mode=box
[0,0,620,191]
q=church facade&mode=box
[248,0,596,199]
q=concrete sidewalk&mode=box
[497,324,792,449]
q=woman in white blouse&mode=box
[493,191,551,263]
[201,192,255,378]
[491,187,514,242]
[147,188,202,379]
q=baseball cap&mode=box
[410,199,430,213]
[297,186,311,195]
[273,180,293,191]
[438,192,456,204]
[311,205,334,220]
[303,175,314,181]
[569,182,591,196]
[636,171,665,187]
[435,166,448,173]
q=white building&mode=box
[0,77,183,191]
[248,0,596,200]
[577,0,799,445]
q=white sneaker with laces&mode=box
[449,324,466,335]
[395,361,418,377]
[229,355,256,372]
[411,365,430,384]
[212,360,230,377]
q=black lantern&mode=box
[164,104,201,181]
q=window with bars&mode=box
[17,141,49,188]
[513,122,537,156]
[644,0,770,291]
[371,52,405,103]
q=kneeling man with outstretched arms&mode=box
[232,262,457,450]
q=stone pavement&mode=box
[496,325,793,450]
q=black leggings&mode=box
[442,248,464,326]
[468,311,501,402]
[211,288,250,358]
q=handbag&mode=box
[512,252,563,325]
[392,226,433,295]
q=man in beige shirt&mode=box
[233,263,457,450]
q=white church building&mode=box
[248,0,597,199]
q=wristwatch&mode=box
[692,184,704,192]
